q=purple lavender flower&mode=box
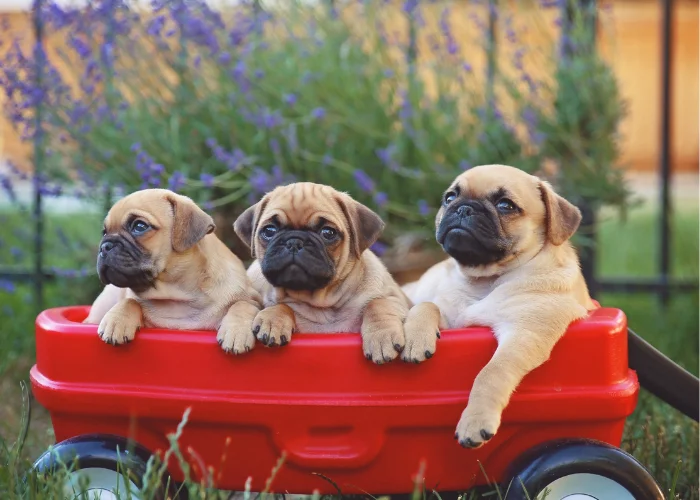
[249,166,296,195]
[218,51,231,65]
[532,131,546,146]
[418,200,430,216]
[77,168,96,188]
[7,161,27,181]
[147,14,166,36]
[522,106,537,130]
[370,242,387,256]
[261,109,283,129]
[353,170,375,193]
[283,93,297,107]
[69,36,91,60]
[0,175,16,201]
[310,107,326,120]
[376,145,401,172]
[135,151,153,170]
[513,48,526,71]
[229,15,253,47]
[232,60,246,80]
[505,16,518,44]
[301,71,315,84]
[200,173,215,187]
[402,0,418,14]
[228,148,246,171]
[439,7,459,55]
[100,42,114,67]
[459,160,472,170]
[376,146,391,165]
[10,247,22,260]
[168,171,186,191]
[322,153,333,166]
[269,138,281,156]
[250,169,269,194]
[39,182,62,197]
[0,280,16,293]
[203,201,214,211]
[284,125,298,153]
[374,192,388,207]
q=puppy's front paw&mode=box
[252,305,295,347]
[362,324,404,365]
[98,302,141,346]
[402,302,441,364]
[218,302,258,355]
[454,403,501,449]
[218,322,256,355]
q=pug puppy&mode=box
[403,164,596,448]
[83,188,262,354]
[233,182,440,364]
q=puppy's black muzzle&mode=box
[261,230,335,291]
[96,235,155,292]
[437,200,509,267]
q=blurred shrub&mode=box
[0,0,629,256]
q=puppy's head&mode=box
[97,188,215,292]
[234,182,384,291]
[436,164,581,276]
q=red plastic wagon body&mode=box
[30,305,638,495]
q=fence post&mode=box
[560,0,599,297]
[658,0,674,306]
[405,1,418,170]
[32,0,45,312]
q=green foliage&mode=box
[1,1,630,249]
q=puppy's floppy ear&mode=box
[337,194,385,257]
[165,193,216,252]
[234,197,268,258]
[538,181,582,246]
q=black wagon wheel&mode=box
[503,438,664,500]
[31,433,183,499]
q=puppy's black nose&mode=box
[285,238,304,253]
[100,241,116,255]
[456,205,474,217]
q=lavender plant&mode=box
[0,0,628,259]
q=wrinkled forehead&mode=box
[104,195,171,230]
[450,168,542,206]
[262,184,345,228]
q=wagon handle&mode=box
[272,426,385,469]
[628,327,699,422]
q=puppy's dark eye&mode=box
[496,198,517,212]
[130,219,151,236]
[260,225,277,240]
[444,192,457,205]
[320,226,338,241]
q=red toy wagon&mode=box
[30,305,664,500]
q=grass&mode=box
[597,204,699,498]
[0,203,697,499]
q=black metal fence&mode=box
[0,0,696,311]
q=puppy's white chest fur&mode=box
[278,301,363,333]
[130,285,226,330]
